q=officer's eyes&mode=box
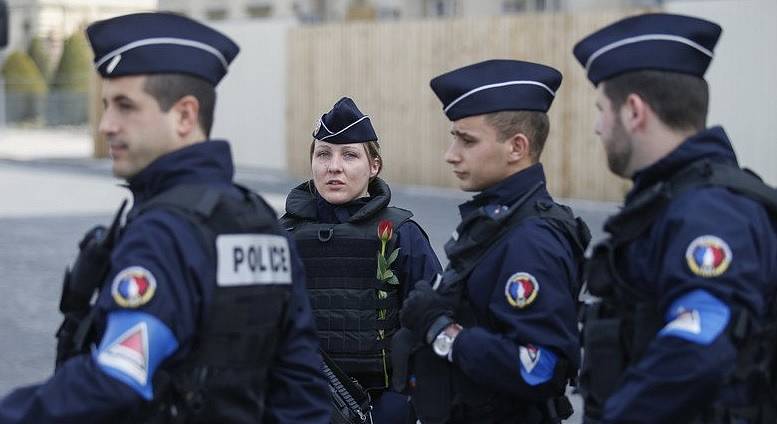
[116,102,135,111]
[343,151,359,159]
[315,151,330,158]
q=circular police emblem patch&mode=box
[505,272,539,309]
[685,235,732,277]
[111,266,157,308]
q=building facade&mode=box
[5,0,157,54]
[158,0,665,23]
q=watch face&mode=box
[433,333,453,357]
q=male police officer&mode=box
[0,12,329,423]
[396,60,590,424]
[574,13,777,423]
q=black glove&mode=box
[400,280,455,343]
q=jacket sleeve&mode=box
[602,189,772,423]
[395,221,443,299]
[263,238,330,424]
[450,221,580,399]
[0,211,198,423]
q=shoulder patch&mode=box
[659,289,730,346]
[111,266,157,308]
[95,311,178,400]
[505,272,539,308]
[216,234,292,286]
[518,344,558,386]
[98,321,150,387]
[685,235,732,277]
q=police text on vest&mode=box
[216,234,292,286]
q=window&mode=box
[246,4,273,18]
[377,7,400,20]
[503,0,528,13]
[424,0,456,18]
[205,8,227,21]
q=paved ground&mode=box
[0,127,618,420]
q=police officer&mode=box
[0,12,329,423]
[395,60,590,424]
[281,97,442,424]
[573,13,777,423]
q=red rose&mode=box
[377,219,393,242]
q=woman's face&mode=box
[311,140,379,205]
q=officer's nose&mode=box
[444,143,460,164]
[98,110,119,137]
[327,154,344,173]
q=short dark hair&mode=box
[602,70,709,132]
[143,73,216,136]
[484,110,550,162]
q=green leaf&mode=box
[386,248,400,266]
[381,270,394,281]
[387,275,399,285]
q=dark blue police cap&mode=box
[313,97,378,144]
[573,13,722,85]
[429,59,562,121]
[86,12,239,86]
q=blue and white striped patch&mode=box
[659,289,730,345]
[519,344,557,386]
[94,311,178,400]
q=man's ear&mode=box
[507,132,531,164]
[622,93,649,132]
[172,95,200,138]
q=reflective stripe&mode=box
[317,115,371,141]
[585,34,714,73]
[95,37,229,71]
[444,80,556,113]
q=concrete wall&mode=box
[667,0,777,185]
[210,19,293,170]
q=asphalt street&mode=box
[0,154,617,421]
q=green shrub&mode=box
[2,50,48,94]
[50,29,92,92]
[28,36,55,81]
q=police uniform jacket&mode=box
[451,163,581,399]
[595,127,777,423]
[0,141,330,423]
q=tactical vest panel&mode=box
[128,184,292,424]
[409,182,590,424]
[581,160,777,423]
[289,207,411,390]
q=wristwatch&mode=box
[432,325,461,361]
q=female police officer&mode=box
[281,97,442,424]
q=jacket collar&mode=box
[126,140,234,203]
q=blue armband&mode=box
[94,311,179,400]
[659,289,730,345]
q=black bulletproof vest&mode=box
[411,182,590,424]
[285,206,412,390]
[581,159,777,423]
[120,184,292,424]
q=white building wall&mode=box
[458,0,503,17]
[667,0,777,185]
[209,19,292,170]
